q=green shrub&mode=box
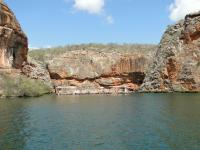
[0,73,51,97]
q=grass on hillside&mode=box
[29,43,157,63]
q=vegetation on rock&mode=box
[29,44,156,63]
[0,73,51,97]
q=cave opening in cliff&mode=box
[10,43,25,69]
[129,72,146,85]
[0,32,28,69]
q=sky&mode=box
[4,0,200,48]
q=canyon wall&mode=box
[141,11,200,92]
[47,49,155,94]
[0,2,52,97]
[2,1,200,96]
[0,2,28,69]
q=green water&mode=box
[0,94,200,150]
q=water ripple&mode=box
[0,93,200,150]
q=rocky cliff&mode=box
[46,46,155,94]
[0,2,28,69]
[0,2,52,97]
[2,1,200,97]
[141,11,200,92]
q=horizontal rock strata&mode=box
[47,49,155,95]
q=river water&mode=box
[0,93,200,150]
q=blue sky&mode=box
[4,0,196,48]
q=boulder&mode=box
[21,57,53,88]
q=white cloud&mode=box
[169,0,200,21]
[74,0,104,14]
[72,0,114,24]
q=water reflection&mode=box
[0,94,200,149]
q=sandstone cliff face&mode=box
[141,12,200,92]
[0,2,28,69]
[0,2,52,97]
[47,48,155,94]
